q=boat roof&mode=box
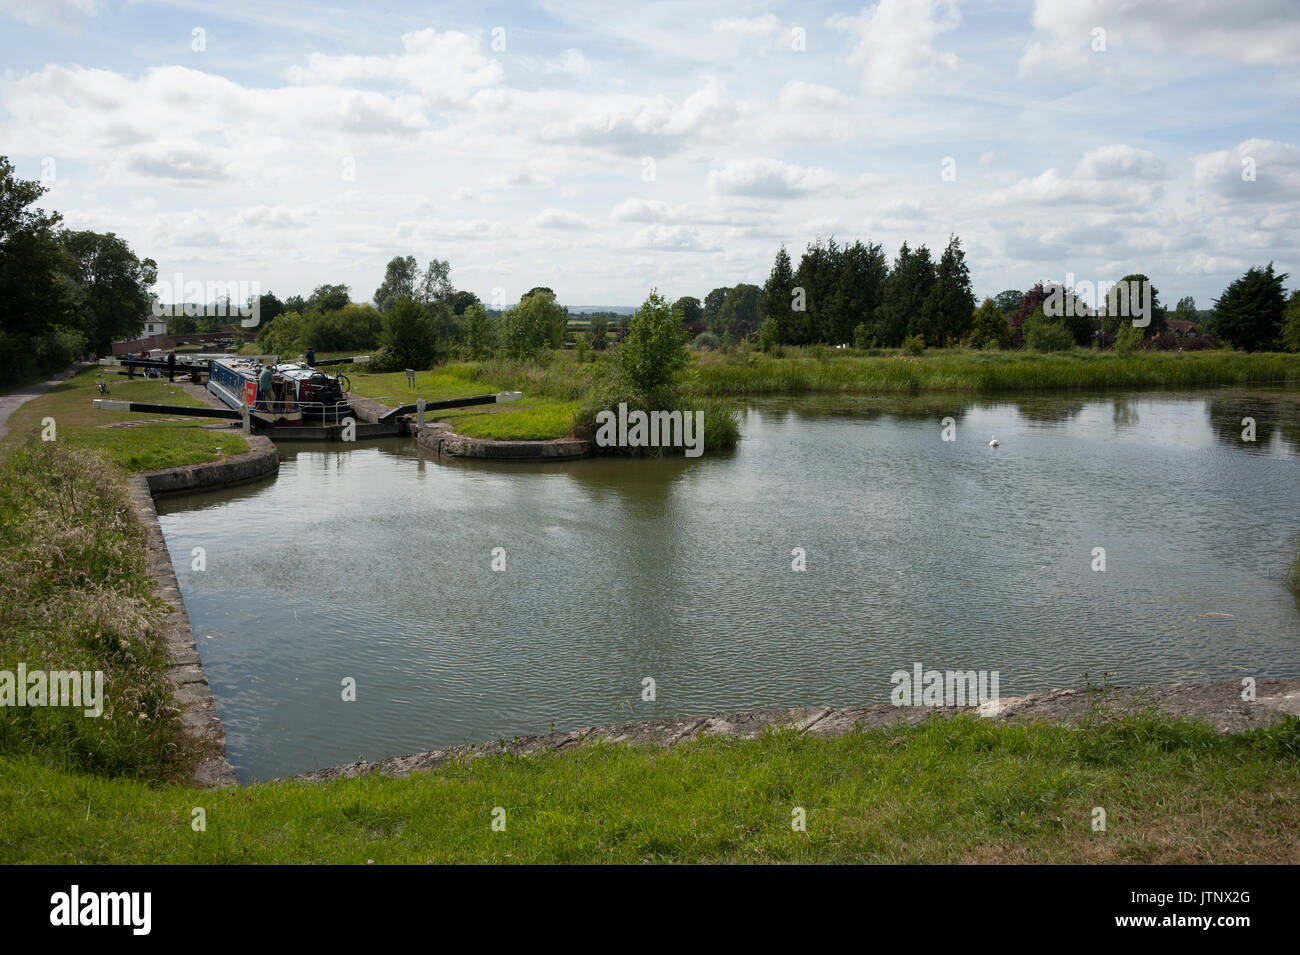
[212,356,281,376]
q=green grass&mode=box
[692,347,1300,396]
[0,443,195,781]
[346,365,582,440]
[1,368,247,472]
[3,714,1299,863]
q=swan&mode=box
[989,435,999,447]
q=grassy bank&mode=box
[3,714,1299,863]
[0,368,247,471]
[693,347,1300,396]
[0,443,193,780]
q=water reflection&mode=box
[158,387,1300,780]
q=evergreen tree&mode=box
[877,243,936,346]
[761,246,795,342]
[830,241,889,345]
[792,238,842,344]
[1212,263,1289,352]
[918,235,975,347]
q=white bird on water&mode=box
[989,435,1000,447]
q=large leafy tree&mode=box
[374,255,419,312]
[308,283,351,313]
[1099,273,1166,338]
[380,296,436,369]
[0,159,71,345]
[58,230,157,353]
[503,290,564,361]
[674,295,703,336]
[994,289,1022,315]
[717,283,761,341]
[702,287,729,336]
[1212,264,1289,352]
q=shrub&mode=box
[1113,321,1145,356]
[693,332,721,351]
[1023,309,1075,352]
[619,290,688,395]
[902,334,926,355]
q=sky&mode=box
[1,0,1298,310]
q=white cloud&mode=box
[706,158,837,198]
[286,28,504,105]
[1074,145,1168,180]
[777,81,849,111]
[528,208,596,230]
[829,0,962,95]
[1021,0,1300,75]
[547,49,593,76]
[1192,138,1300,202]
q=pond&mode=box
[156,388,1300,781]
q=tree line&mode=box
[687,236,1299,355]
[0,158,157,387]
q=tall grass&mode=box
[693,347,1300,396]
[0,442,191,780]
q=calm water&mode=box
[157,389,1300,781]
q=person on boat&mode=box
[305,346,315,367]
[257,364,274,409]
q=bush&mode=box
[758,316,779,353]
[1113,321,1145,356]
[692,332,721,351]
[902,334,926,355]
[1023,309,1075,352]
[853,322,872,350]
[619,290,688,395]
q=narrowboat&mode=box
[272,363,354,422]
[207,357,303,426]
